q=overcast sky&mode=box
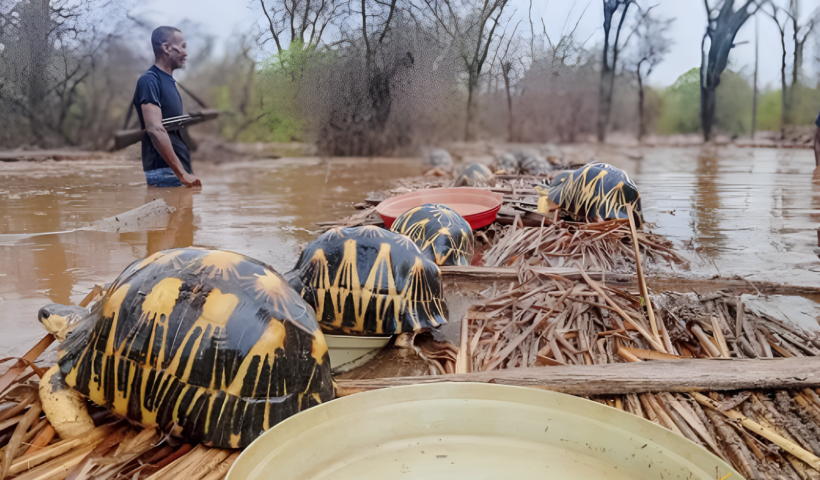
[129,0,818,89]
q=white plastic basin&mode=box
[228,383,741,480]
[325,334,391,373]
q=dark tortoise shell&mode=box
[57,248,333,449]
[547,163,644,227]
[389,204,474,267]
[453,163,496,187]
[287,226,447,335]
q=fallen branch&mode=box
[336,357,820,396]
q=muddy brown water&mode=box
[0,157,420,356]
[1,146,818,357]
[629,146,820,285]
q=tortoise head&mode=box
[38,304,88,342]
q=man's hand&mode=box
[181,173,201,188]
[142,103,202,187]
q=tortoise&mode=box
[286,225,447,335]
[494,153,519,174]
[534,162,644,227]
[453,163,496,187]
[37,248,333,449]
[515,150,550,176]
[425,148,454,170]
[390,204,474,267]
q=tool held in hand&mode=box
[113,108,219,150]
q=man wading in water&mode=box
[133,26,201,187]
[815,110,820,167]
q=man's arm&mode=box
[814,127,820,168]
[141,103,201,187]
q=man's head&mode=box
[151,26,187,70]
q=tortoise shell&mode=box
[516,150,550,176]
[548,163,644,227]
[57,248,333,449]
[390,204,474,266]
[425,148,454,169]
[453,163,496,187]
[287,226,447,335]
[494,154,519,174]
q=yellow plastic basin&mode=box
[228,383,741,480]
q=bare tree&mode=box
[487,19,523,141]
[511,6,597,144]
[700,0,763,142]
[787,1,819,97]
[751,14,758,139]
[630,11,672,142]
[0,0,125,147]
[412,0,512,140]
[764,1,789,139]
[597,0,635,143]
[256,0,344,63]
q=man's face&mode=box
[164,31,187,70]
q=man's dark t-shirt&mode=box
[133,65,192,174]
[816,110,820,129]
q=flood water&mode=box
[0,156,420,356]
[1,146,818,356]
[630,146,820,284]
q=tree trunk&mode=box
[597,71,613,143]
[779,28,787,140]
[465,74,475,141]
[752,16,759,140]
[336,357,820,396]
[637,69,645,143]
[503,67,513,141]
[700,84,716,142]
[789,0,799,125]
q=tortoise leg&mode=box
[40,365,95,439]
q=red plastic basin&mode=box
[377,187,504,230]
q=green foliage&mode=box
[755,90,781,131]
[656,68,701,135]
[230,40,335,143]
[657,67,820,136]
[713,70,752,136]
[657,67,753,136]
[787,84,820,126]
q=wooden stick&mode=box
[10,444,97,480]
[336,356,820,396]
[618,346,683,361]
[484,289,573,371]
[9,424,118,476]
[616,348,642,363]
[691,324,722,358]
[576,267,666,352]
[692,392,820,471]
[0,335,54,398]
[455,307,471,374]
[710,316,731,358]
[735,299,744,339]
[0,401,41,480]
[23,424,54,455]
[625,204,663,350]
[78,284,103,308]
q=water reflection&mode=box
[146,188,197,253]
[691,147,724,258]
[634,146,819,284]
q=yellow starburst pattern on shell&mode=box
[198,250,244,281]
